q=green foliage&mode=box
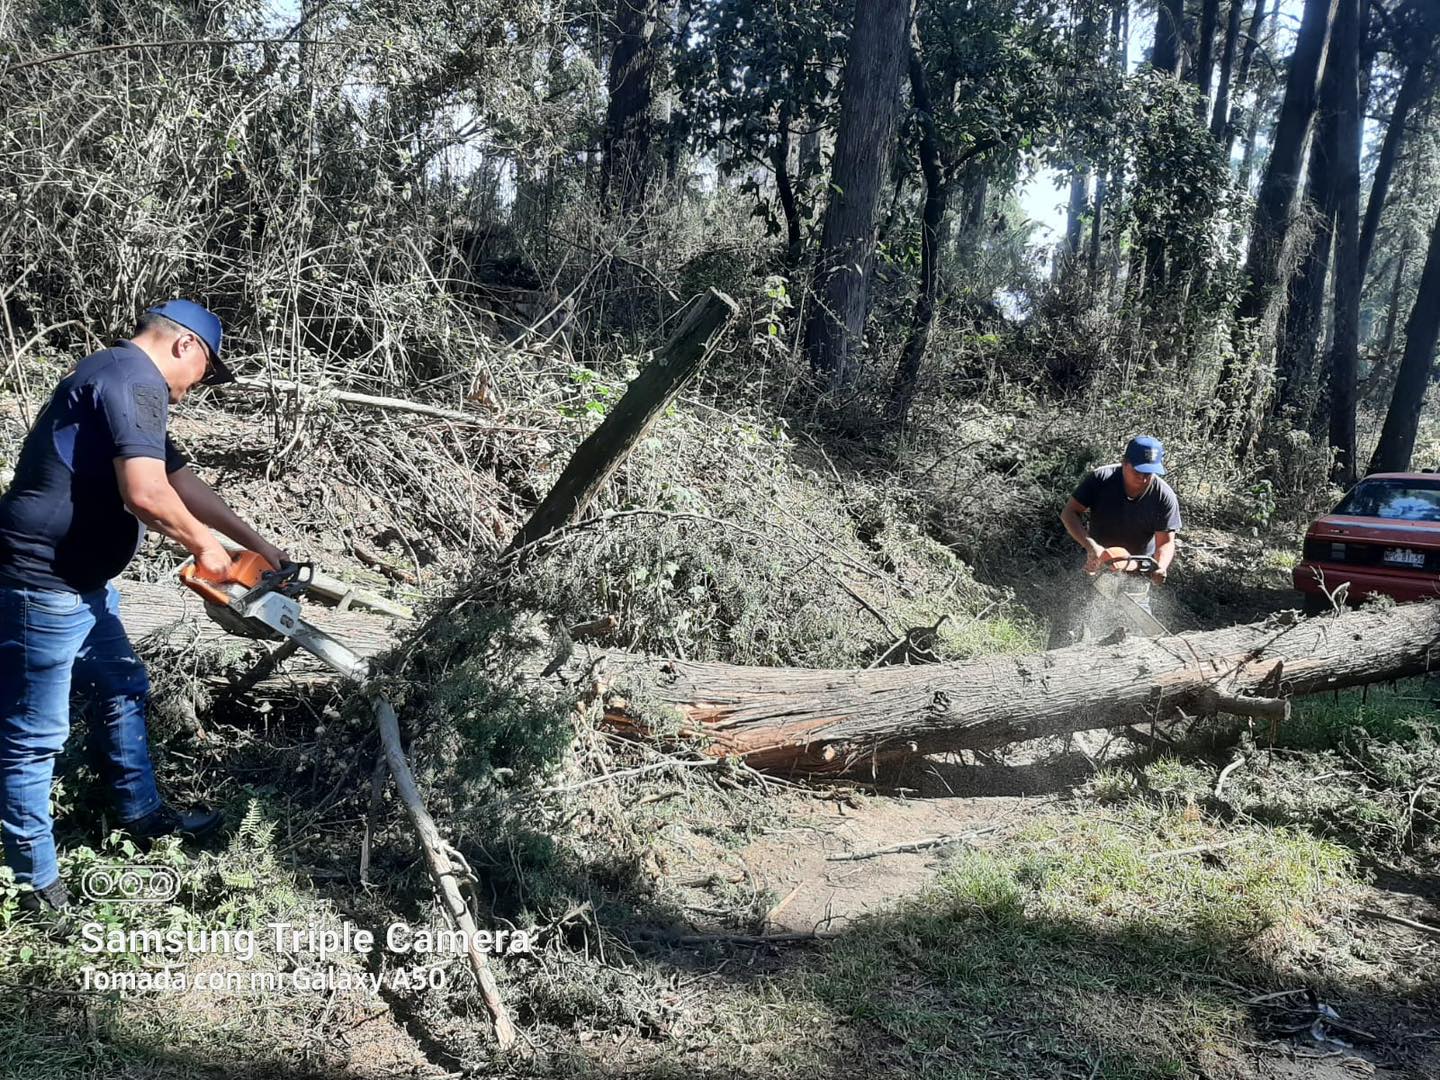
[675,0,849,239]
[1119,71,1232,298]
[405,609,575,788]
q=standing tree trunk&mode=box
[1224,0,1275,160]
[1233,0,1339,331]
[1139,0,1188,298]
[1376,236,1413,374]
[1211,0,1244,140]
[1358,54,1431,284]
[1088,165,1109,282]
[1152,0,1185,75]
[1324,0,1363,483]
[803,0,911,390]
[892,41,949,425]
[1370,204,1440,474]
[769,103,804,265]
[1196,0,1222,110]
[1064,168,1089,268]
[601,0,661,213]
[1270,20,1349,423]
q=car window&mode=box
[1334,479,1440,522]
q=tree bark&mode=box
[1270,22,1348,422]
[1370,203,1440,473]
[1358,54,1430,284]
[1224,0,1274,160]
[114,580,398,661]
[1232,0,1339,332]
[891,40,949,426]
[1197,0,1222,107]
[1064,169,1089,265]
[1152,0,1185,76]
[1324,0,1363,484]
[1211,0,1244,140]
[802,0,911,390]
[601,0,661,212]
[574,603,1440,773]
[769,104,804,265]
[506,290,737,555]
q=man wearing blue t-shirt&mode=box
[0,301,287,912]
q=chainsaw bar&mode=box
[184,555,370,682]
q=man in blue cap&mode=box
[1051,435,1182,646]
[0,301,288,912]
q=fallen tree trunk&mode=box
[572,604,1440,773]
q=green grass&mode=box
[1277,684,1430,751]
[800,809,1359,1080]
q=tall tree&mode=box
[889,0,1071,421]
[1230,0,1338,342]
[1224,0,1274,159]
[892,39,949,423]
[1370,202,1440,473]
[1271,5,1355,422]
[1272,133,1339,421]
[1196,0,1222,108]
[1357,7,1439,282]
[676,0,846,264]
[602,0,663,212]
[1151,0,1185,76]
[1210,0,1244,140]
[804,0,911,389]
[1324,0,1364,483]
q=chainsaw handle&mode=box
[179,563,233,606]
[179,549,274,606]
[1096,547,1160,575]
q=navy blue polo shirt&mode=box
[0,341,188,593]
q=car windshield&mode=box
[1333,478,1440,522]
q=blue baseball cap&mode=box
[1124,435,1166,475]
[145,300,233,385]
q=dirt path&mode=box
[728,793,1024,932]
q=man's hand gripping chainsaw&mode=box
[1087,546,1167,637]
[180,552,369,681]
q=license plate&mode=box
[1382,547,1426,568]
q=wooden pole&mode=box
[372,698,517,1048]
[505,289,737,555]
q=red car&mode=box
[1294,472,1440,612]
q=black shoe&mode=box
[17,877,72,914]
[123,804,224,849]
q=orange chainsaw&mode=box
[180,552,370,681]
[1088,545,1167,637]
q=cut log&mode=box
[505,288,738,555]
[566,604,1440,773]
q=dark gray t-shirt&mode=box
[1073,464,1181,556]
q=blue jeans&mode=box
[0,584,162,889]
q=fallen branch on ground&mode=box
[826,825,1002,861]
[1356,908,1440,940]
[371,698,517,1047]
[227,377,549,433]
